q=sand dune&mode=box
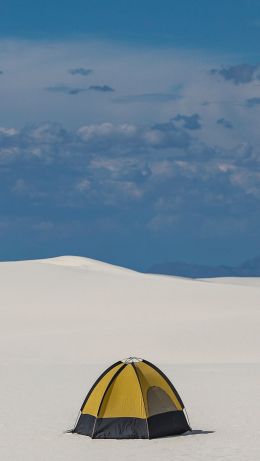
[0,256,259,460]
[201,276,260,287]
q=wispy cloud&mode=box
[89,85,114,92]
[172,113,201,130]
[45,84,114,95]
[0,38,253,135]
[0,40,260,172]
[210,63,260,85]
[217,118,233,129]
[114,93,181,103]
[45,84,87,95]
[245,97,260,108]
[68,67,93,76]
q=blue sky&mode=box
[0,1,260,269]
[1,0,260,54]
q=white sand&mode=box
[0,256,259,460]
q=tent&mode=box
[72,357,191,439]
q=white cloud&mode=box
[76,179,91,192]
[0,127,18,136]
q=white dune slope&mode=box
[0,256,259,460]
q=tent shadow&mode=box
[181,429,215,437]
[160,430,215,439]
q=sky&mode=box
[0,0,260,270]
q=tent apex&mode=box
[123,356,143,363]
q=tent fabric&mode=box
[72,358,191,439]
[81,362,123,416]
[99,364,146,418]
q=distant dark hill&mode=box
[147,256,260,278]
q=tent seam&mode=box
[131,363,150,439]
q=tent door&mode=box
[147,386,177,416]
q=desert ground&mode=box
[0,256,259,460]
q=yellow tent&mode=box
[72,357,191,439]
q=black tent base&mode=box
[148,411,190,439]
[73,411,191,439]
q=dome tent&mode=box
[72,357,191,439]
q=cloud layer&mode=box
[0,40,260,265]
[1,120,259,221]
